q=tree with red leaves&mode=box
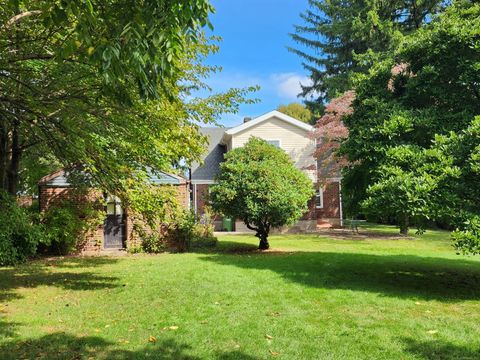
[312,91,354,182]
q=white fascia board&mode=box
[225,110,313,135]
[191,180,216,185]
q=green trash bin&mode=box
[222,217,233,232]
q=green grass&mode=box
[1,226,480,359]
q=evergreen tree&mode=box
[289,0,447,110]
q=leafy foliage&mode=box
[277,103,313,124]
[289,0,446,110]
[138,209,217,253]
[40,192,104,255]
[340,2,480,236]
[0,191,41,265]
[210,138,314,249]
[0,1,254,201]
[453,216,480,255]
[312,91,353,181]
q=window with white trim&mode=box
[266,139,281,148]
[315,188,323,209]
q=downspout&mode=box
[339,179,344,227]
[193,183,197,215]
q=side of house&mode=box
[190,110,343,232]
[38,169,189,252]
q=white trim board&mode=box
[191,180,216,185]
[225,110,313,135]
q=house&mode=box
[190,110,343,232]
[38,110,343,252]
[38,169,189,251]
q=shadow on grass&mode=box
[200,251,480,301]
[402,337,480,360]
[0,257,120,302]
[0,317,18,338]
[194,241,259,254]
[0,332,261,360]
[44,256,123,268]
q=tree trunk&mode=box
[245,221,270,250]
[256,223,270,250]
[399,214,409,236]
[0,121,8,191]
[6,120,21,195]
[258,233,269,250]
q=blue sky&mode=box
[205,0,311,127]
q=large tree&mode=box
[289,0,446,111]
[339,1,480,235]
[0,1,254,197]
[277,102,313,124]
[210,138,314,250]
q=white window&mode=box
[266,139,281,148]
[315,188,323,209]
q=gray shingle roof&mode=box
[191,127,226,181]
[39,169,186,186]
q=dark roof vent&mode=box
[243,116,252,123]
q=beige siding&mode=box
[231,116,316,181]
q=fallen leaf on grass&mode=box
[269,312,281,317]
[148,336,157,343]
[427,330,438,334]
[269,350,280,356]
[265,334,273,340]
[162,325,178,331]
[415,302,421,305]
[200,320,208,324]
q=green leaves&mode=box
[453,216,480,255]
[340,2,480,236]
[210,138,314,246]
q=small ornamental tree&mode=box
[312,91,353,182]
[210,138,314,250]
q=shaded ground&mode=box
[1,226,479,359]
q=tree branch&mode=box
[3,10,42,30]
[245,221,259,233]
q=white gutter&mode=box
[339,179,344,227]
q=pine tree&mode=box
[289,0,446,110]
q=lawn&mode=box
[1,226,480,359]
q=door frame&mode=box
[103,194,126,249]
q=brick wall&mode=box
[301,195,317,220]
[39,183,189,252]
[316,180,341,226]
[194,184,209,215]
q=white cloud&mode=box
[207,71,263,90]
[271,73,311,100]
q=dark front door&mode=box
[104,195,126,249]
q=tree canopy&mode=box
[339,1,480,236]
[289,0,446,111]
[277,103,313,124]
[210,138,314,250]
[0,1,255,200]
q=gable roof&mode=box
[225,110,313,136]
[191,127,227,181]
